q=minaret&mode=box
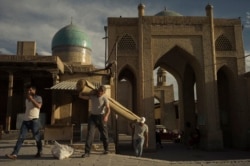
[205,3,213,17]
[138,3,145,17]
[137,3,145,116]
[205,4,223,149]
[205,3,217,81]
[157,67,167,86]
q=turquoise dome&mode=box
[52,24,91,49]
[155,8,182,16]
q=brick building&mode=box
[106,3,250,150]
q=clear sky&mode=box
[0,0,250,70]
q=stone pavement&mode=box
[0,140,250,166]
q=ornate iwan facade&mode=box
[106,3,250,150]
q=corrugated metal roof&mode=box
[50,80,102,90]
[50,80,77,90]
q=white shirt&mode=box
[132,122,149,140]
[89,94,109,115]
[24,95,42,121]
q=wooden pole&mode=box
[6,72,13,131]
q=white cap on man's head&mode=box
[139,117,146,123]
[98,85,106,92]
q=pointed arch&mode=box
[154,45,202,134]
[154,45,202,77]
[118,64,137,114]
[117,65,137,134]
[118,64,136,81]
[118,65,137,110]
[217,65,237,148]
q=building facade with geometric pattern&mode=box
[106,3,250,150]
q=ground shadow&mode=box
[117,141,250,161]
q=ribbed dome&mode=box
[155,8,182,16]
[51,24,91,50]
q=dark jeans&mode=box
[12,119,42,155]
[133,137,144,157]
[85,114,109,153]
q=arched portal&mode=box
[154,46,201,143]
[117,65,137,134]
[217,66,237,148]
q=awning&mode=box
[49,80,101,90]
[50,80,77,90]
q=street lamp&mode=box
[103,32,120,153]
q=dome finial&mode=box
[138,3,145,17]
